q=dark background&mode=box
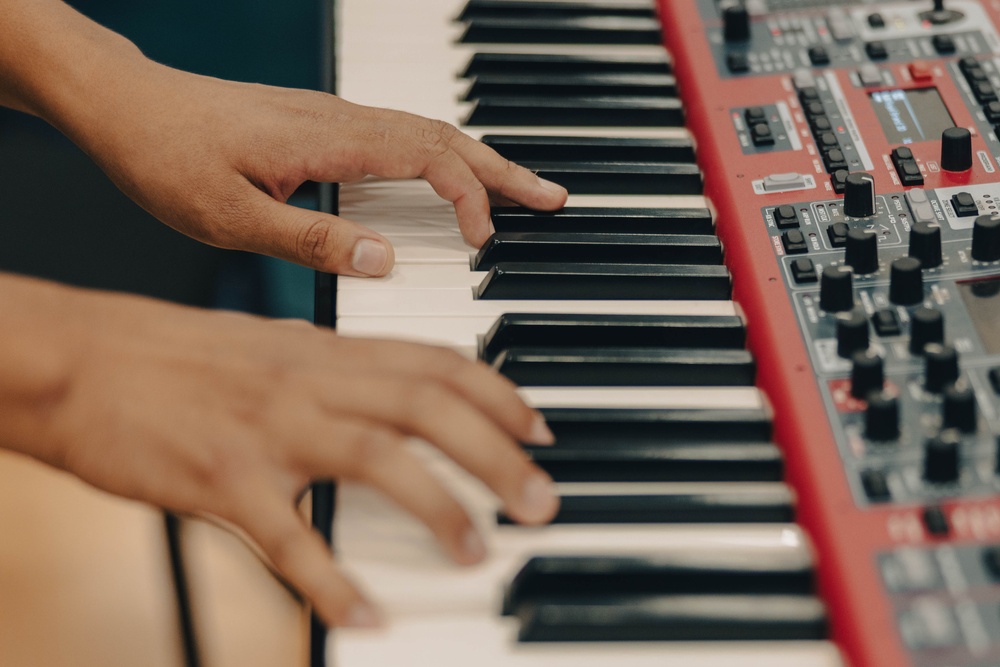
[0,0,322,318]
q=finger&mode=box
[313,374,560,525]
[443,130,568,211]
[241,189,395,275]
[236,486,381,628]
[324,336,554,446]
[291,416,486,565]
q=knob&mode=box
[851,349,885,399]
[843,173,876,218]
[819,265,854,312]
[865,390,900,441]
[943,380,977,433]
[910,306,944,355]
[837,310,870,358]
[972,214,1000,262]
[889,256,924,305]
[923,429,960,483]
[721,1,750,42]
[940,126,973,172]
[908,222,942,268]
[924,343,959,393]
[845,228,879,274]
[921,0,964,25]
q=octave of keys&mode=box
[329,0,845,665]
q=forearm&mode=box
[0,0,144,128]
[0,273,81,466]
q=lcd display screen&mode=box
[869,88,954,145]
[958,277,1000,354]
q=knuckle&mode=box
[415,120,454,160]
[344,427,403,478]
[295,219,340,268]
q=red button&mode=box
[909,61,932,81]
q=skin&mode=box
[0,0,569,628]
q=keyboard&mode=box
[319,1,845,665]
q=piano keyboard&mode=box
[325,0,845,665]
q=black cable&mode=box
[164,513,203,667]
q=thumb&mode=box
[246,194,395,276]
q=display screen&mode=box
[869,88,954,145]
[958,277,1000,354]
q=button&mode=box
[974,82,998,104]
[858,63,883,86]
[831,169,850,194]
[793,70,817,90]
[897,160,924,186]
[984,101,1000,123]
[861,469,891,501]
[773,204,799,228]
[905,189,937,224]
[803,101,825,117]
[909,61,932,82]
[959,56,981,74]
[865,42,888,61]
[790,257,817,283]
[867,12,885,28]
[983,546,1000,581]
[951,192,978,217]
[827,221,849,247]
[727,52,750,73]
[966,67,990,85]
[872,309,901,336]
[892,146,914,161]
[823,147,848,171]
[781,229,809,254]
[818,132,839,148]
[808,46,830,66]
[811,115,833,133]
[798,86,820,104]
[923,505,950,536]
[745,106,766,124]
[751,122,775,146]
[828,10,854,41]
[762,172,808,192]
[932,34,956,54]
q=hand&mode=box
[49,56,568,277]
[9,278,558,628]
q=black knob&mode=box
[972,214,1000,262]
[941,126,973,172]
[851,349,885,399]
[889,256,924,305]
[843,173,876,218]
[924,343,959,393]
[819,265,854,312]
[865,390,900,441]
[943,380,977,433]
[721,1,750,42]
[845,228,879,274]
[908,222,942,268]
[910,306,944,355]
[837,310,870,358]
[924,429,960,483]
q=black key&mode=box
[461,53,671,78]
[508,162,701,195]
[504,555,815,615]
[498,484,793,524]
[526,441,784,482]
[476,262,731,300]
[464,73,677,100]
[457,0,655,21]
[491,347,756,386]
[464,96,684,127]
[459,16,663,45]
[490,206,713,234]
[515,595,828,642]
[474,233,721,270]
[538,407,773,444]
[483,135,695,163]
[480,313,745,363]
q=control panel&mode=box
[661,1,1000,665]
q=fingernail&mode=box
[351,239,389,276]
[526,413,555,446]
[345,602,383,629]
[536,176,567,195]
[462,528,487,563]
[521,473,559,523]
